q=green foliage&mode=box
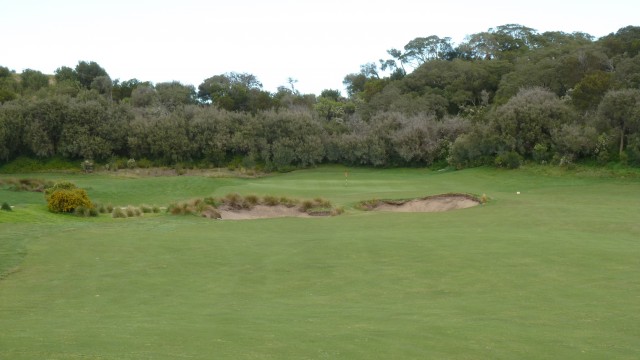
[597,88,640,155]
[1,202,11,211]
[1,24,640,170]
[494,151,523,169]
[19,69,49,94]
[493,87,575,157]
[75,61,108,89]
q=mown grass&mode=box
[1,165,639,359]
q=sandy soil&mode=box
[217,205,311,220]
[372,195,480,212]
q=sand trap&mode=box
[217,205,312,220]
[370,194,480,213]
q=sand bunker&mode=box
[368,194,480,213]
[217,205,313,220]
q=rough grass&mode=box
[1,165,640,359]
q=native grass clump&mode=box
[168,193,342,219]
[0,178,54,192]
[107,204,161,219]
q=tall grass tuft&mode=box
[112,207,127,218]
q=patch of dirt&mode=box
[217,205,312,220]
[370,194,481,213]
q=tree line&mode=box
[1,24,639,170]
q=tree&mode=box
[493,87,575,157]
[155,81,196,109]
[20,69,49,93]
[75,61,109,89]
[458,24,537,61]
[343,73,367,98]
[198,72,271,112]
[570,71,611,112]
[91,75,113,99]
[597,89,640,155]
[402,36,455,66]
[131,85,158,107]
[599,26,640,58]
[112,78,143,102]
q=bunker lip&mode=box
[217,205,317,220]
[362,193,481,213]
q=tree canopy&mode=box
[1,24,640,170]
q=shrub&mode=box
[81,159,94,173]
[127,158,137,169]
[47,188,92,213]
[152,205,161,213]
[140,204,153,213]
[44,181,78,198]
[1,202,12,211]
[494,151,522,169]
[136,158,153,168]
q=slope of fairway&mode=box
[1,166,639,359]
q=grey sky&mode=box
[2,0,638,94]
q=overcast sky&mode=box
[1,0,638,95]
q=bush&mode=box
[44,181,78,198]
[140,204,153,213]
[494,151,522,169]
[47,188,92,213]
[1,202,12,211]
[44,181,92,213]
[127,158,137,169]
[81,159,94,173]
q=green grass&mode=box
[1,166,639,359]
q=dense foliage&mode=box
[44,181,92,213]
[1,25,640,170]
